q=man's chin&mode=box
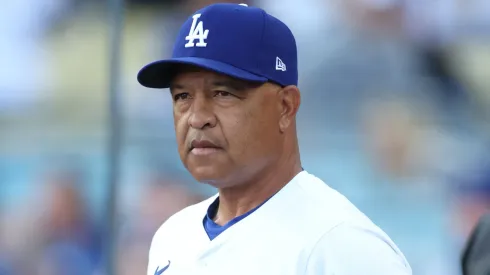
[190,166,219,180]
[189,166,231,188]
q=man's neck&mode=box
[213,159,302,226]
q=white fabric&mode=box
[147,171,412,275]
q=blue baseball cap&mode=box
[137,3,298,88]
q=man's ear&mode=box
[278,85,301,132]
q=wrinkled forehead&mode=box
[170,64,263,91]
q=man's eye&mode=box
[173,93,189,101]
[215,91,233,97]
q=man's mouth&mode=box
[189,140,222,155]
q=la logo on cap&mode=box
[185,14,209,48]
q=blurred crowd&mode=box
[1,0,490,274]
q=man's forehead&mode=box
[171,66,260,90]
[173,69,230,84]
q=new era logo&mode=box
[275,57,286,71]
[185,14,209,48]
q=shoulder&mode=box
[291,172,411,274]
[152,194,216,240]
[147,194,216,275]
[299,174,412,275]
[291,171,376,230]
[304,216,412,274]
[148,194,216,255]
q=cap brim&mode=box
[137,57,268,89]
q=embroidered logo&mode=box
[276,57,286,71]
[185,14,209,48]
[154,261,171,275]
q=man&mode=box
[137,3,412,274]
[463,213,490,275]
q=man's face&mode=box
[170,68,284,187]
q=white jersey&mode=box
[147,171,412,275]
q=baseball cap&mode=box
[137,3,298,88]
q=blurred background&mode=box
[1,0,490,274]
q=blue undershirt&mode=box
[203,197,269,241]
[203,169,303,240]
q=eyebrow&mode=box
[169,83,184,91]
[212,80,250,91]
[170,79,250,92]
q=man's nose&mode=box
[188,96,217,130]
